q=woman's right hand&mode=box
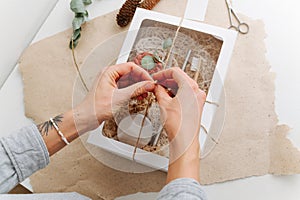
[152,67,206,183]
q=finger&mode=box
[130,67,153,82]
[152,68,190,87]
[117,72,135,89]
[153,68,199,96]
[154,85,172,104]
[107,62,152,81]
[117,72,153,89]
[157,79,178,90]
[168,87,178,97]
[117,77,132,89]
[116,65,154,89]
[156,79,178,97]
[119,81,155,99]
[197,89,207,105]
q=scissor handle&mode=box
[228,25,239,32]
[238,23,249,34]
[228,5,250,35]
[228,23,249,34]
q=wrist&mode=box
[40,110,78,155]
[73,104,101,134]
[169,135,200,163]
[58,110,78,142]
[167,137,200,183]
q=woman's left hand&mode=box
[75,62,155,133]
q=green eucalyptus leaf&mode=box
[83,0,92,5]
[70,0,86,13]
[83,10,89,17]
[75,13,83,18]
[69,0,92,49]
[163,38,173,49]
[72,29,81,40]
[72,16,85,30]
[69,37,79,49]
[141,56,156,70]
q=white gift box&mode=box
[87,8,237,171]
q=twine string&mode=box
[132,96,152,161]
[164,17,184,69]
[201,125,218,144]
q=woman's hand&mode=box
[76,62,156,133]
[41,62,155,155]
[152,67,206,183]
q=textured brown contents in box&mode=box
[129,19,223,93]
[102,92,169,156]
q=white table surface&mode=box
[0,0,59,88]
[0,0,300,199]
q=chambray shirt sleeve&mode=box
[0,125,50,193]
[157,178,207,200]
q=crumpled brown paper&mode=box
[18,0,300,199]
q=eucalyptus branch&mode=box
[69,0,92,49]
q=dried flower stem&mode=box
[71,40,89,92]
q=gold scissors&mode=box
[225,0,249,34]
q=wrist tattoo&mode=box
[37,114,64,136]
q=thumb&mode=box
[154,85,172,104]
[119,81,155,99]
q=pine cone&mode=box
[116,0,141,27]
[139,0,161,10]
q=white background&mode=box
[0,0,300,199]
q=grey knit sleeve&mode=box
[157,178,207,200]
[0,125,50,193]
